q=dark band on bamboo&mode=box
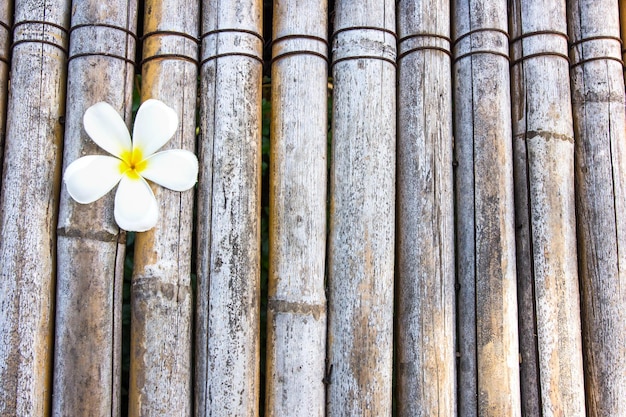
[67,52,135,65]
[332,26,397,41]
[453,27,509,64]
[201,28,263,43]
[331,26,397,68]
[141,30,199,66]
[0,21,10,64]
[569,35,624,69]
[270,34,328,64]
[67,23,136,64]
[142,30,199,43]
[510,30,569,44]
[509,31,570,67]
[200,28,264,65]
[11,20,69,55]
[201,52,263,65]
[398,33,451,60]
[510,52,570,67]
[68,23,137,40]
[142,54,198,66]
[453,27,509,46]
[453,50,510,63]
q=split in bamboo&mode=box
[453,0,521,415]
[568,1,626,415]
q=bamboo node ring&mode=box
[398,33,451,60]
[270,34,329,64]
[200,28,264,65]
[569,35,624,69]
[11,20,69,55]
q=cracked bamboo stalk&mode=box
[326,0,396,415]
[53,0,138,415]
[453,0,521,415]
[568,1,626,416]
[265,0,328,415]
[0,1,11,161]
[509,1,586,416]
[127,0,199,415]
[0,1,69,415]
[396,1,456,415]
[195,0,262,415]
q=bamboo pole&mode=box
[127,1,199,416]
[509,1,586,416]
[326,1,396,415]
[53,1,138,415]
[619,0,626,84]
[568,1,626,416]
[195,0,262,415]
[396,1,455,416]
[0,1,69,415]
[0,1,11,161]
[452,1,521,416]
[265,1,328,416]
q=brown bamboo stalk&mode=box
[0,1,11,160]
[265,1,328,416]
[568,1,626,416]
[127,1,199,416]
[452,1,521,416]
[0,1,69,415]
[53,1,138,415]
[195,0,263,415]
[326,1,396,415]
[396,1,456,416]
[509,1,586,416]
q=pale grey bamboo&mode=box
[53,0,138,415]
[568,1,626,416]
[0,1,70,415]
[396,1,456,416]
[327,0,396,415]
[195,0,263,415]
[128,0,199,415]
[509,1,586,416]
[453,0,521,415]
[265,0,328,416]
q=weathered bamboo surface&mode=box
[127,0,199,416]
[327,0,396,415]
[396,1,455,416]
[0,1,69,415]
[265,0,328,416]
[195,0,263,415]
[509,1,586,416]
[568,1,626,416]
[453,0,521,416]
[620,0,626,82]
[53,0,138,415]
[0,1,11,159]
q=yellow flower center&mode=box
[119,148,147,180]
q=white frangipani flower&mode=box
[64,99,198,232]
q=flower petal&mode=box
[64,155,123,203]
[114,176,159,232]
[132,99,179,157]
[83,102,132,158]
[141,149,198,191]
